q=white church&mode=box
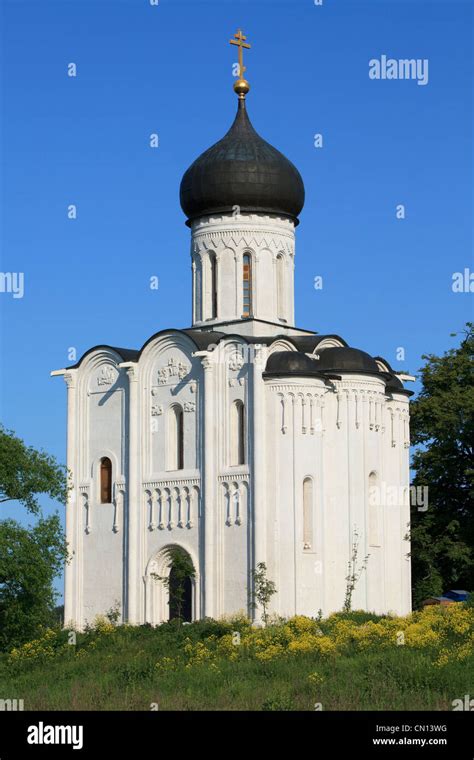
[53,31,413,628]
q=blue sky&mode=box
[0,0,472,599]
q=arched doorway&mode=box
[144,545,197,625]
[169,566,192,622]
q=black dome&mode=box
[180,98,305,224]
[315,347,380,374]
[264,351,320,377]
[385,373,413,396]
[385,374,404,392]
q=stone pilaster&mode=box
[201,353,217,618]
[124,363,140,623]
[251,344,267,619]
[63,371,77,626]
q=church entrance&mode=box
[145,545,197,624]
[169,566,192,622]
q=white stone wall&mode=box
[263,370,411,618]
[62,335,411,629]
[63,349,128,628]
[190,213,296,327]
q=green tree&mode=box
[251,562,277,625]
[0,426,68,650]
[153,547,195,622]
[0,515,67,650]
[0,425,68,515]
[410,324,474,607]
[343,527,370,613]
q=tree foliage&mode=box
[0,515,67,650]
[153,546,195,623]
[410,323,474,607]
[252,562,277,625]
[0,425,68,514]
[0,426,68,650]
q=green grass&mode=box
[0,616,471,711]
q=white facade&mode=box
[54,206,412,628]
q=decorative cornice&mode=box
[267,383,326,394]
[64,372,76,389]
[143,477,201,491]
[218,470,250,482]
[191,228,294,256]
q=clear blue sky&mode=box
[0,0,472,599]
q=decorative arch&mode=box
[90,449,120,505]
[242,251,253,317]
[303,476,313,549]
[167,404,184,471]
[209,251,218,319]
[100,457,112,504]
[144,543,199,624]
[368,470,381,547]
[230,399,245,466]
[276,252,286,320]
[313,337,346,352]
[267,338,296,355]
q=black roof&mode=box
[67,345,139,369]
[179,98,305,224]
[264,347,381,378]
[65,333,411,396]
[67,332,348,369]
[385,373,414,397]
[264,351,322,378]
[315,346,380,374]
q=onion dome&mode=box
[179,97,305,224]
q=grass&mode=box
[1,609,472,711]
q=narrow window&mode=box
[303,477,313,549]
[100,457,112,503]
[242,254,252,317]
[231,400,245,466]
[210,253,218,319]
[368,471,380,546]
[168,406,184,471]
[195,256,202,322]
[277,254,285,320]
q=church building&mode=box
[53,31,413,628]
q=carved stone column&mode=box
[201,353,216,618]
[123,363,140,624]
[252,344,267,619]
[63,371,77,626]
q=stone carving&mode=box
[228,351,244,371]
[97,365,114,386]
[157,357,189,385]
[151,404,163,416]
[184,401,196,412]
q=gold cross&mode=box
[230,29,251,80]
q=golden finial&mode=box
[230,28,251,98]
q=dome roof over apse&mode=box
[179,98,305,225]
[264,351,322,377]
[314,347,381,375]
[264,348,382,379]
[385,373,414,396]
